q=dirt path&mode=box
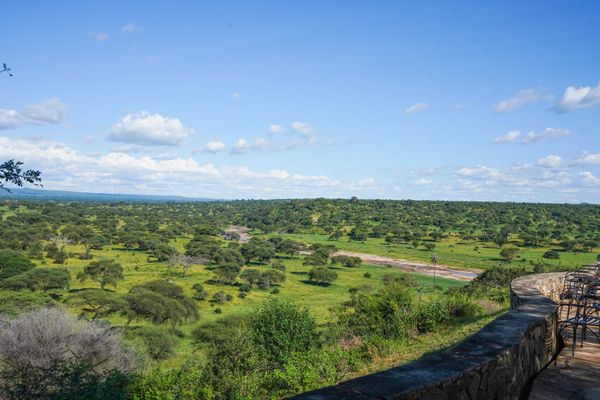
[331,250,481,281]
[227,226,481,281]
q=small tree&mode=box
[500,245,519,262]
[1,268,71,293]
[68,289,127,319]
[77,259,124,289]
[240,269,262,287]
[308,267,337,285]
[123,280,198,328]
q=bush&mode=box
[127,326,178,361]
[267,347,361,398]
[239,283,252,292]
[252,300,319,365]
[416,293,482,333]
[214,307,222,314]
[212,292,227,304]
[336,283,416,341]
[239,292,248,299]
[0,308,135,399]
[363,272,372,278]
[542,250,560,259]
[271,288,280,294]
[191,283,207,300]
[308,267,337,285]
[0,291,55,316]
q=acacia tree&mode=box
[0,160,42,192]
[77,259,124,289]
[68,289,127,319]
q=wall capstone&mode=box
[291,272,565,400]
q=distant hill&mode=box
[0,188,216,203]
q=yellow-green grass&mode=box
[257,232,598,271]
[33,238,467,368]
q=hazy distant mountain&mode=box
[0,188,216,203]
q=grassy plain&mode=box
[259,232,598,271]
[33,236,469,368]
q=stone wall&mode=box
[291,272,565,400]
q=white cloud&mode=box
[0,109,22,129]
[555,82,600,112]
[269,124,285,134]
[536,155,562,168]
[493,89,551,112]
[196,141,226,154]
[493,127,571,145]
[522,127,571,144]
[579,171,600,186]
[493,130,521,144]
[121,23,140,33]
[269,169,289,179]
[22,97,67,125]
[0,136,372,198]
[405,102,429,115]
[291,121,317,145]
[232,92,241,101]
[456,165,502,179]
[88,31,109,41]
[231,138,270,154]
[413,178,432,186]
[109,111,190,146]
[0,98,67,129]
[574,152,600,166]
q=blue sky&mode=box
[1,1,600,201]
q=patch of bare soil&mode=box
[332,250,481,281]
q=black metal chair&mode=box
[558,283,600,355]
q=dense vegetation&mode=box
[0,198,598,398]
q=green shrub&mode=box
[0,291,54,316]
[127,326,178,361]
[336,283,416,341]
[252,300,319,365]
[542,250,560,259]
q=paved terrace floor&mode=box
[529,318,600,399]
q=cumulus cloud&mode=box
[493,127,571,145]
[291,121,317,145]
[0,109,22,129]
[88,31,109,41]
[574,151,600,166]
[268,124,285,134]
[195,141,226,154]
[0,98,67,129]
[493,130,521,144]
[413,178,432,186]
[231,138,270,154]
[0,136,372,199]
[536,155,562,168]
[22,97,67,125]
[579,171,600,186]
[493,89,552,112]
[405,102,429,115]
[109,111,190,146]
[555,82,600,112]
